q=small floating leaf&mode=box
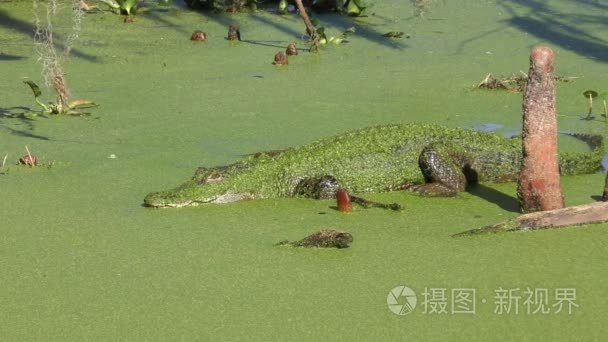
[347,0,368,16]
[583,90,599,98]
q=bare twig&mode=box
[293,0,319,51]
[25,145,35,168]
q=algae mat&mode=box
[1,0,607,340]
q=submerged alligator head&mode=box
[276,229,354,248]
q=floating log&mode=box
[454,201,608,236]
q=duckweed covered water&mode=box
[1,0,607,340]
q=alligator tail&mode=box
[558,132,604,175]
[560,131,604,151]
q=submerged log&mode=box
[454,202,608,236]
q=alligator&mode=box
[276,229,353,249]
[143,123,603,208]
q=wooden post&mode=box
[517,47,564,213]
[602,173,608,201]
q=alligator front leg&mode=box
[293,175,402,210]
[293,175,340,199]
[410,144,474,196]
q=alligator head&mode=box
[143,166,254,208]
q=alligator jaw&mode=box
[144,191,255,208]
[153,200,198,208]
[143,190,215,208]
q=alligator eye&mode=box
[206,173,223,183]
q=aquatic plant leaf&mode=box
[68,99,96,109]
[23,80,42,98]
[351,0,369,7]
[347,0,368,16]
[98,0,120,9]
[315,26,327,43]
[23,81,52,113]
[583,90,599,98]
[117,0,138,14]
[338,26,356,38]
[278,0,288,14]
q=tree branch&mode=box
[294,0,319,51]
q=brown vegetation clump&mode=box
[286,42,298,56]
[191,30,207,41]
[227,24,241,41]
[272,52,288,65]
[477,73,524,91]
[477,73,572,92]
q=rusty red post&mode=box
[336,189,353,212]
[517,47,564,213]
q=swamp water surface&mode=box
[1,0,607,340]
